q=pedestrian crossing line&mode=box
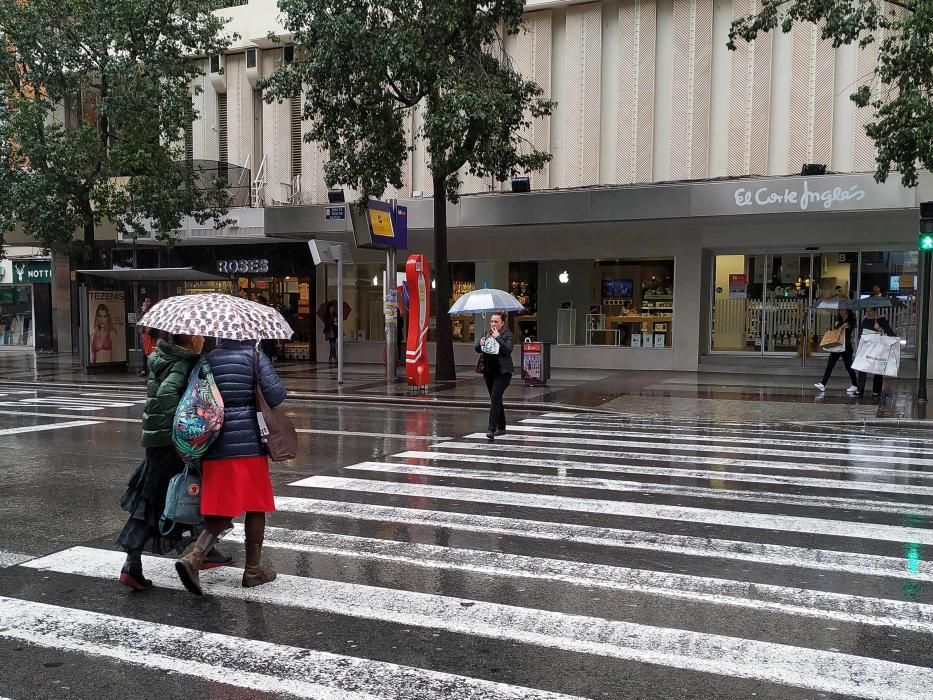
[520,417,933,447]
[342,462,933,518]
[0,420,100,437]
[273,496,932,582]
[506,424,933,456]
[228,524,933,633]
[0,400,131,412]
[432,441,933,482]
[17,549,933,700]
[0,550,33,568]
[394,450,933,497]
[295,428,453,441]
[0,595,579,700]
[289,477,933,546]
[462,433,933,467]
[0,410,140,424]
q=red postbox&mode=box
[405,254,430,386]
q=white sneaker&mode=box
[846,385,859,395]
[813,383,825,392]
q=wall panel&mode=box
[670,0,713,180]
[789,23,834,171]
[558,2,602,187]
[728,0,771,176]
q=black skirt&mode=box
[115,445,194,555]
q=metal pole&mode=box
[918,249,931,403]
[385,246,396,380]
[336,246,344,385]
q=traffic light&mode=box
[922,202,933,251]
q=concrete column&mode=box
[51,253,73,354]
[708,0,733,177]
[652,0,674,182]
[767,29,793,176]
[832,42,857,173]
[600,0,621,184]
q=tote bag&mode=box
[852,331,901,377]
[254,350,298,462]
[819,327,846,353]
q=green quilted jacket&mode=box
[141,340,199,448]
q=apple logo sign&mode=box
[558,271,570,284]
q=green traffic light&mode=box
[920,234,933,251]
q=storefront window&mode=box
[449,263,477,343]
[860,250,918,354]
[326,263,386,343]
[0,285,33,347]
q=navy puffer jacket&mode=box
[203,339,287,461]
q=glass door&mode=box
[711,254,766,352]
[761,253,811,356]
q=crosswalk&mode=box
[0,390,148,412]
[2,411,932,698]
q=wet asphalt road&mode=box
[0,382,931,699]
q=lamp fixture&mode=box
[511,177,530,193]
[328,188,345,203]
[800,164,826,176]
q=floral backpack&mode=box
[172,359,224,464]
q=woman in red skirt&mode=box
[175,338,287,595]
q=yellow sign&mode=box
[368,210,395,238]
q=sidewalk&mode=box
[0,352,925,424]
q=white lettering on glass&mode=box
[734,181,866,212]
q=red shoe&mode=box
[119,563,153,591]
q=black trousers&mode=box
[821,348,857,387]
[483,372,512,432]
[857,371,884,396]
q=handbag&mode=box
[172,360,224,464]
[474,355,484,374]
[160,464,202,535]
[254,349,298,461]
[819,327,846,353]
[852,330,901,377]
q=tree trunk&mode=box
[433,175,456,381]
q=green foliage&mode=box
[729,0,930,188]
[0,0,235,251]
[260,0,554,202]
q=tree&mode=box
[0,0,235,257]
[261,0,554,380]
[729,0,930,188]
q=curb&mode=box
[0,379,613,415]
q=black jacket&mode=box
[475,328,514,375]
[203,339,288,461]
[860,316,896,337]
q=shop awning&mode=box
[77,267,227,282]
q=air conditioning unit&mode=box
[209,54,226,93]
[245,48,262,88]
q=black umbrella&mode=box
[316,300,352,322]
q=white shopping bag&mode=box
[852,331,901,377]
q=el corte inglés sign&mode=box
[734,180,866,211]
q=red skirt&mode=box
[200,455,275,517]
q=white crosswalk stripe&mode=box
[4,412,933,698]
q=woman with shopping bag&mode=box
[854,308,897,398]
[814,309,858,395]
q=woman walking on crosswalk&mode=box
[175,339,287,595]
[475,311,514,441]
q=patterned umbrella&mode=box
[448,288,525,315]
[138,293,294,340]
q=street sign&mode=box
[324,206,346,221]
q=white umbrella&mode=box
[138,293,294,340]
[812,298,851,312]
[448,288,525,315]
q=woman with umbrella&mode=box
[317,300,350,367]
[854,297,898,398]
[813,303,859,395]
[136,294,293,595]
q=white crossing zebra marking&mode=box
[18,549,933,700]
[228,524,933,632]
[394,449,933,496]
[462,432,933,467]
[432,440,933,480]
[290,476,933,545]
[0,595,579,700]
[0,420,100,436]
[272,496,932,581]
[0,550,32,568]
[343,461,933,517]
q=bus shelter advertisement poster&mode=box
[88,290,127,365]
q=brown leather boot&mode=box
[175,530,217,596]
[242,542,276,588]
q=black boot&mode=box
[119,561,152,591]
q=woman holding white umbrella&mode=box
[137,294,293,595]
[475,311,515,441]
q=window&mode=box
[290,96,302,178]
